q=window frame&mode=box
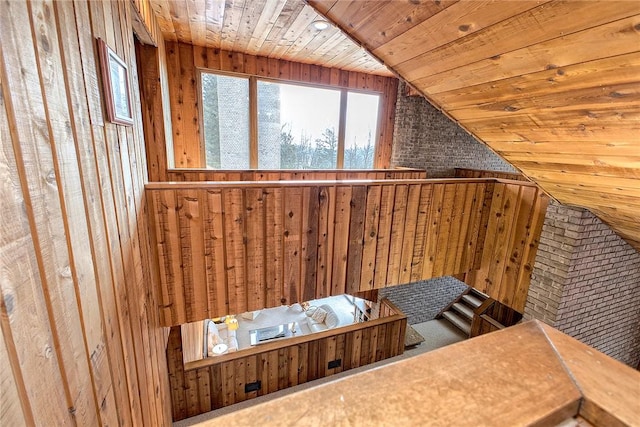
[197,68,382,169]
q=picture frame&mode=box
[97,38,134,126]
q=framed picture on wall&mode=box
[97,38,133,126]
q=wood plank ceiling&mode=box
[307,0,640,250]
[147,0,392,75]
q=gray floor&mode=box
[175,319,467,426]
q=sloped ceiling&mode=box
[308,0,640,250]
[148,0,392,75]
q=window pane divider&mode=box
[337,89,347,169]
[249,76,258,168]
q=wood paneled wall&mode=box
[470,299,523,338]
[0,0,170,425]
[462,182,549,312]
[167,168,426,181]
[167,302,407,420]
[147,178,546,325]
[157,41,398,174]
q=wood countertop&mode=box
[190,320,640,426]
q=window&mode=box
[201,73,250,169]
[344,92,379,169]
[200,71,381,169]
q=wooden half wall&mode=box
[146,178,548,326]
[153,42,398,174]
[167,299,407,420]
[0,0,170,425]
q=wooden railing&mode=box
[146,178,548,326]
[470,298,523,338]
[167,301,407,420]
[196,321,640,427]
[454,167,530,182]
[167,168,427,182]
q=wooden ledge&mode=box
[185,321,640,426]
[540,324,640,426]
[145,177,539,190]
[167,168,428,173]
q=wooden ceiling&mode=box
[147,0,392,75]
[308,0,640,250]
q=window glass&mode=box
[201,73,250,169]
[257,81,340,169]
[344,92,379,169]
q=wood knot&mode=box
[458,24,470,32]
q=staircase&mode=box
[438,288,488,336]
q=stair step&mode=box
[462,294,483,309]
[452,302,474,320]
[470,288,490,299]
[442,311,471,336]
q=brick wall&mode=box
[379,277,468,325]
[390,82,516,176]
[525,201,640,367]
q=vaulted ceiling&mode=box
[148,0,392,75]
[146,0,640,251]
[306,0,640,250]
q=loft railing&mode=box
[146,177,548,326]
[166,168,427,182]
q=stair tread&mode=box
[462,294,483,309]
[442,311,471,335]
[452,302,474,320]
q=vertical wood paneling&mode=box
[265,188,284,306]
[0,0,171,424]
[360,185,382,291]
[224,188,247,314]
[346,186,367,294]
[310,1,640,249]
[410,184,433,282]
[246,188,267,311]
[331,186,352,295]
[302,187,320,301]
[373,185,396,288]
[148,178,547,324]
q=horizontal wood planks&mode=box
[307,0,640,251]
[167,311,407,420]
[158,42,398,173]
[147,178,547,324]
[0,0,170,425]
[167,168,427,181]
